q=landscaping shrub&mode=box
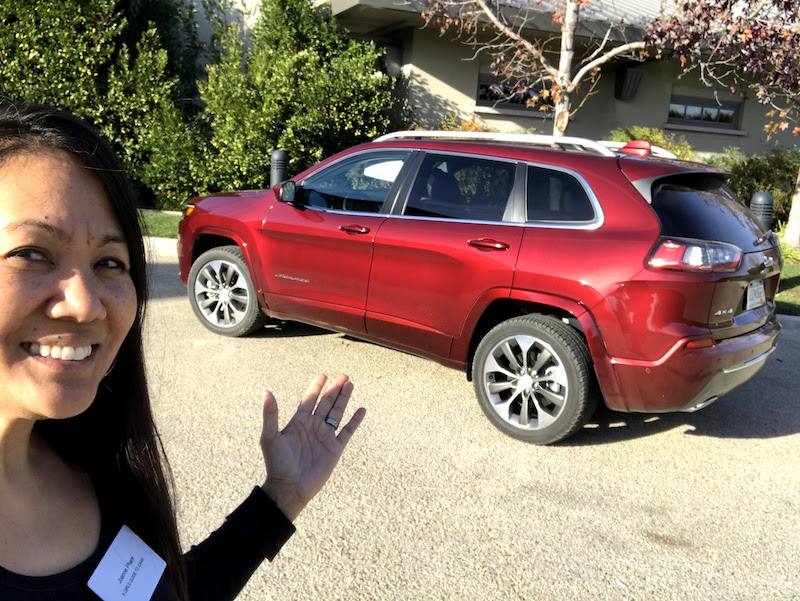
[0,0,204,209]
[606,126,694,160]
[436,115,496,132]
[707,147,800,225]
[198,0,399,189]
[1,0,401,207]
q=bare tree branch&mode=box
[418,0,658,135]
[570,40,646,89]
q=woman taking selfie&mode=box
[0,101,365,600]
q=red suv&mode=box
[177,131,783,444]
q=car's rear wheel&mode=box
[473,314,598,444]
[188,245,268,337]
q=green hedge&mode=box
[0,0,401,210]
[605,126,695,160]
[707,148,800,225]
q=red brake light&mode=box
[648,237,742,273]
[620,140,652,157]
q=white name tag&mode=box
[87,525,166,601]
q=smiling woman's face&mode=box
[0,150,137,424]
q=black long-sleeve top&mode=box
[0,487,296,600]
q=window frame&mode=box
[475,72,555,114]
[392,151,525,224]
[298,149,415,215]
[524,163,605,230]
[667,95,742,130]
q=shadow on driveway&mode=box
[564,352,800,446]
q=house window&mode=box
[667,95,741,130]
[476,73,555,112]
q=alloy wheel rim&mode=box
[481,334,569,430]
[193,259,251,328]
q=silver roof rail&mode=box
[373,130,617,157]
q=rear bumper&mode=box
[609,316,782,413]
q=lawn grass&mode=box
[777,262,800,317]
[139,209,181,239]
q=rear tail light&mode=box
[648,237,742,273]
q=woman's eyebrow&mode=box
[99,233,128,247]
[0,219,127,247]
[1,219,69,241]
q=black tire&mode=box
[187,245,268,337]
[473,314,599,444]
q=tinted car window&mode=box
[405,154,515,221]
[300,151,410,212]
[526,166,595,222]
[652,175,765,251]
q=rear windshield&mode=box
[651,175,768,252]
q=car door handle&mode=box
[468,238,509,251]
[340,224,370,235]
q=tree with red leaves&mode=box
[647,0,800,247]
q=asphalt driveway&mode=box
[144,237,799,601]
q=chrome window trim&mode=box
[523,161,605,231]
[384,213,524,227]
[399,148,522,167]
[302,206,391,218]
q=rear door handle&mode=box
[340,224,370,235]
[468,238,509,251]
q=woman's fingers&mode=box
[320,378,354,429]
[312,374,350,420]
[336,406,366,446]
[297,374,328,414]
[260,389,280,444]
[283,374,362,437]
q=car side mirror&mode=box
[276,180,298,204]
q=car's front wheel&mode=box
[187,245,268,337]
[473,314,599,444]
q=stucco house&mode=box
[325,0,796,156]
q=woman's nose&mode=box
[46,269,108,322]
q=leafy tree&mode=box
[646,0,800,249]
[116,0,204,104]
[102,30,206,209]
[0,0,205,209]
[0,0,123,118]
[200,0,399,189]
[421,0,650,136]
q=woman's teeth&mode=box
[28,342,93,361]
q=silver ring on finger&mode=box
[325,417,339,429]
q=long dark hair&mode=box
[0,101,188,600]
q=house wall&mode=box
[404,29,479,126]
[401,30,797,156]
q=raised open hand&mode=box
[259,374,366,521]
